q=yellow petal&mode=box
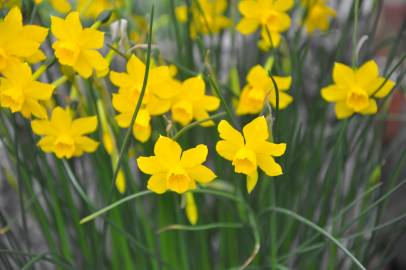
[270,91,293,109]
[133,121,152,143]
[216,140,239,161]
[369,77,395,98]
[239,0,261,18]
[333,62,355,86]
[147,173,167,194]
[255,142,286,156]
[51,107,71,132]
[182,76,205,97]
[75,136,99,153]
[115,169,126,194]
[243,116,269,146]
[185,192,198,225]
[79,28,104,49]
[187,165,216,184]
[335,102,354,119]
[360,99,377,115]
[257,155,283,177]
[273,76,292,91]
[4,7,22,28]
[237,18,260,35]
[73,54,93,78]
[25,81,54,100]
[110,71,132,88]
[247,65,270,89]
[217,120,244,147]
[246,170,258,193]
[202,96,220,111]
[37,136,56,152]
[127,54,145,77]
[70,116,97,136]
[31,120,55,135]
[181,144,208,168]
[83,50,108,72]
[355,60,378,86]
[154,136,182,165]
[115,113,132,127]
[321,85,347,102]
[137,156,166,174]
[272,0,294,12]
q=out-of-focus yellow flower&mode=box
[31,107,99,158]
[171,76,220,126]
[34,0,43,4]
[185,192,198,225]
[321,60,395,119]
[51,12,108,78]
[78,0,121,19]
[0,62,54,119]
[176,0,232,39]
[302,0,336,33]
[116,169,126,194]
[0,7,48,72]
[110,55,180,142]
[50,0,71,13]
[0,0,21,9]
[216,116,286,193]
[237,65,292,115]
[237,0,293,49]
[137,136,216,194]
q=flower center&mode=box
[0,48,7,70]
[232,147,257,175]
[54,134,75,158]
[54,41,81,66]
[346,86,369,112]
[0,87,24,113]
[166,166,193,194]
[172,100,194,126]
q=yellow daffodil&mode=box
[302,0,336,33]
[137,136,216,194]
[171,76,220,126]
[0,7,48,72]
[0,62,54,119]
[176,0,232,39]
[51,12,108,78]
[216,116,286,193]
[321,60,395,119]
[237,0,293,49]
[31,107,99,158]
[237,65,292,115]
[110,55,180,142]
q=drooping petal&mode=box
[181,144,208,168]
[147,173,167,194]
[246,170,258,193]
[70,116,97,136]
[257,155,283,176]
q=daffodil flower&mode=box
[237,0,293,49]
[302,0,336,33]
[31,107,99,159]
[176,0,231,39]
[321,60,395,119]
[137,136,216,194]
[51,12,108,78]
[171,76,220,126]
[237,65,292,115]
[110,55,181,142]
[216,116,286,193]
[0,62,54,119]
[0,7,48,72]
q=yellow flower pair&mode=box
[110,55,220,143]
[137,116,286,194]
